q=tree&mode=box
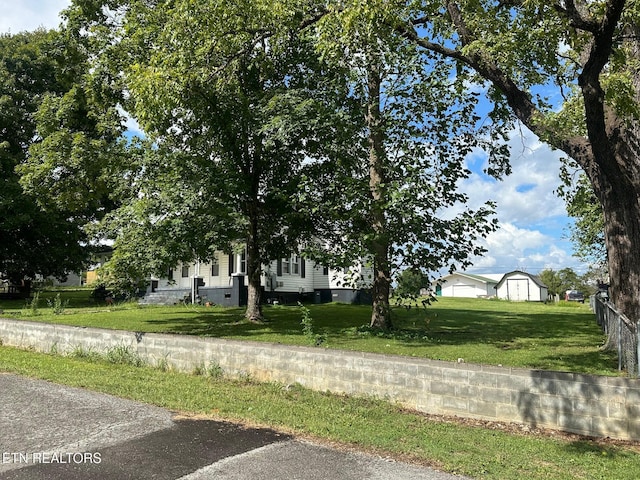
[67,0,350,321]
[393,1,640,325]
[539,267,592,297]
[394,269,429,299]
[0,30,97,283]
[305,4,506,330]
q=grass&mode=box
[0,289,617,375]
[0,345,638,480]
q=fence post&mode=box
[618,313,623,372]
[637,324,640,378]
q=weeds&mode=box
[105,344,144,367]
[47,293,69,315]
[156,355,171,372]
[192,362,206,376]
[207,361,224,379]
[24,292,41,316]
[194,361,225,379]
[68,345,102,362]
[299,302,325,346]
[68,344,145,367]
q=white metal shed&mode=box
[495,271,548,302]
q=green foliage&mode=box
[394,269,429,299]
[155,356,171,372]
[306,4,507,330]
[68,345,102,362]
[194,361,224,379]
[391,0,640,323]
[0,30,94,283]
[24,292,41,316]
[69,0,357,322]
[298,302,325,346]
[192,362,207,376]
[207,361,224,379]
[557,166,606,266]
[539,268,595,297]
[46,293,69,315]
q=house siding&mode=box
[147,253,371,306]
[262,258,315,302]
[439,273,496,298]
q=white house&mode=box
[144,250,373,306]
[435,272,503,298]
[494,270,548,302]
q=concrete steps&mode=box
[139,289,190,306]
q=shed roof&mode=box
[439,272,501,284]
[495,270,548,289]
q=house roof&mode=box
[439,272,501,284]
[495,270,548,289]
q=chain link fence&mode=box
[591,295,639,377]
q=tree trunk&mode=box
[366,60,393,331]
[245,210,264,322]
[586,122,640,326]
[245,273,263,322]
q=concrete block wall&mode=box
[0,318,638,440]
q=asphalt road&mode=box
[0,373,469,480]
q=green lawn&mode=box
[1,290,636,479]
[0,289,617,375]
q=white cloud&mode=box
[485,223,549,252]
[462,126,568,225]
[465,223,586,275]
[0,1,71,34]
[451,125,590,275]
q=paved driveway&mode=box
[0,374,469,479]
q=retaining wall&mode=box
[1,318,638,440]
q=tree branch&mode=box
[554,0,599,32]
[445,1,474,46]
[398,4,592,164]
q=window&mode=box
[323,266,329,275]
[240,250,246,273]
[181,265,189,278]
[168,268,174,281]
[211,257,219,277]
[292,255,300,275]
[282,257,290,274]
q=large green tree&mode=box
[0,29,100,283]
[391,1,640,324]
[66,0,352,321]
[305,4,506,329]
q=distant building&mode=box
[435,272,503,298]
[494,271,548,302]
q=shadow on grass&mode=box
[140,302,599,345]
[377,305,599,346]
[564,440,632,459]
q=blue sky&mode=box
[2,0,590,276]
